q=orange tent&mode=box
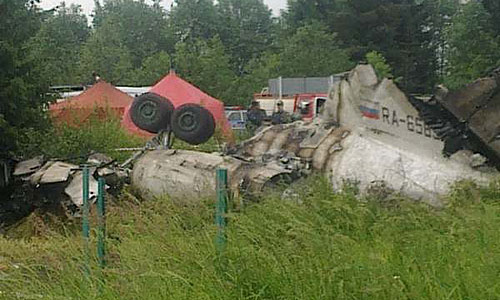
[50,81,133,126]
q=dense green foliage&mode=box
[26,3,90,86]
[2,0,500,156]
[1,177,500,298]
[27,0,500,98]
[276,23,354,77]
[16,115,144,163]
[0,0,47,156]
[443,1,500,89]
[174,37,237,102]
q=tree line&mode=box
[1,0,499,157]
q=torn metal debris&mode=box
[12,156,43,178]
[1,154,124,229]
[410,67,500,166]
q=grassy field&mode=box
[1,176,500,299]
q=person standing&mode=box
[271,100,292,124]
[247,100,266,130]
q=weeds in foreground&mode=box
[0,177,499,299]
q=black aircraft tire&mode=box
[130,93,174,134]
[171,104,215,145]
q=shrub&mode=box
[16,112,144,163]
[366,51,394,80]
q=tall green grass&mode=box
[1,177,500,299]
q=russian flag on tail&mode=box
[359,105,380,120]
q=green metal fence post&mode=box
[97,177,106,268]
[215,168,228,254]
[82,166,90,276]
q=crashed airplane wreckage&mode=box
[2,64,499,228]
[133,64,498,207]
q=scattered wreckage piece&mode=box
[34,161,77,185]
[0,153,125,229]
[411,67,500,166]
[131,149,304,201]
[64,171,99,207]
[235,125,494,206]
[12,156,44,177]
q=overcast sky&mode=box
[39,0,288,16]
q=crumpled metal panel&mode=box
[439,77,497,121]
[468,92,500,142]
[29,161,77,185]
[299,125,334,149]
[245,161,293,194]
[13,156,44,177]
[432,70,500,163]
[87,153,114,166]
[64,171,99,206]
[39,161,77,184]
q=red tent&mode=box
[122,71,233,140]
[50,81,133,127]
